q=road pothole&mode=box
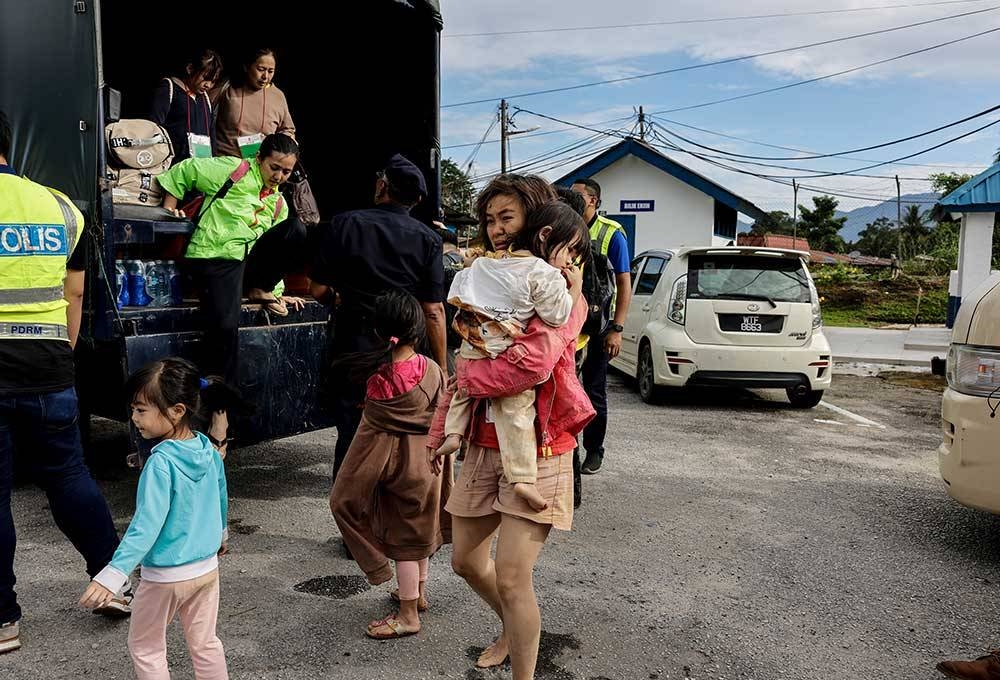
[294,575,371,599]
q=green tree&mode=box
[929,172,973,197]
[900,204,930,260]
[798,195,847,253]
[440,158,475,216]
[855,216,897,258]
[750,210,796,235]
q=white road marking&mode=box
[818,401,887,429]
[814,419,847,426]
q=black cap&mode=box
[383,153,427,200]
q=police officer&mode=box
[0,110,129,654]
[571,177,633,475]
[310,154,447,484]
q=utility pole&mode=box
[896,174,903,261]
[638,106,646,141]
[500,99,508,174]
[792,179,799,246]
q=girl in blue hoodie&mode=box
[80,358,230,680]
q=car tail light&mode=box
[947,344,1000,397]
[668,276,686,325]
[809,278,822,329]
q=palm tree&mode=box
[900,204,930,260]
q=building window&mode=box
[714,201,737,240]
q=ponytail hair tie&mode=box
[388,336,400,346]
[199,378,210,390]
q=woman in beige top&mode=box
[214,48,295,159]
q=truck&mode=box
[1,0,444,450]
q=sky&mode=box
[437,0,1000,216]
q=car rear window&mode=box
[687,254,810,304]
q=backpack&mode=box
[105,119,174,169]
[581,223,618,337]
[106,167,165,206]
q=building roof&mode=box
[938,161,1000,213]
[554,137,768,221]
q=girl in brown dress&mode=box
[330,290,451,639]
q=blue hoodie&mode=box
[95,432,227,590]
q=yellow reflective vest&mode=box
[0,172,82,341]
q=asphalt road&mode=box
[5,370,999,680]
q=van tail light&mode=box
[947,344,1000,397]
[668,276,687,326]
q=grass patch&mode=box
[878,371,947,392]
[818,273,948,327]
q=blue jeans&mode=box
[0,387,120,624]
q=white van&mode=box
[610,247,832,406]
[939,273,1000,513]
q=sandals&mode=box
[246,289,289,317]
[389,589,428,611]
[365,615,419,640]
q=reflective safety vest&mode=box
[0,173,82,342]
[590,214,624,258]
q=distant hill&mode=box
[836,193,940,243]
[738,192,942,243]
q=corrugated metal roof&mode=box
[938,162,1000,213]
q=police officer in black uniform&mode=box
[309,154,447,485]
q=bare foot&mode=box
[477,633,510,668]
[436,434,462,457]
[514,482,549,511]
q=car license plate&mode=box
[740,315,762,332]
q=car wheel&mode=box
[786,387,823,408]
[637,344,661,404]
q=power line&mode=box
[648,115,991,170]
[657,116,1000,179]
[650,26,1000,115]
[443,0,991,38]
[511,107,634,139]
[441,5,1000,108]
[650,103,1000,161]
[644,131,948,205]
[650,121,953,180]
[441,114,635,150]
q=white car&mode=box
[609,246,833,407]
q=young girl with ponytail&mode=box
[329,289,451,640]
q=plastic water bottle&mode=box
[147,260,170,307]
[166,261,183,306]
[114,260,130,308]
[126,260,151,306]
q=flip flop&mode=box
[247,295,289,317]
[365,615,419,640]
[389,589,428,611]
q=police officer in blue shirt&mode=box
[310,154,447,485]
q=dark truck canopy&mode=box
[1,0,443,223]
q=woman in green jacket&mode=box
[158,133,299,449]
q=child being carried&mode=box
[437,201,589,511]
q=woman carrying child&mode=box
[428,177,595,679]
[435,200,585,512]
[79,358,232,680]
[330,290,451,640]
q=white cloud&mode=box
[439,0,1000,89]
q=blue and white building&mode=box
[555,137,767,259]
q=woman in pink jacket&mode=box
[428,175,594,679]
